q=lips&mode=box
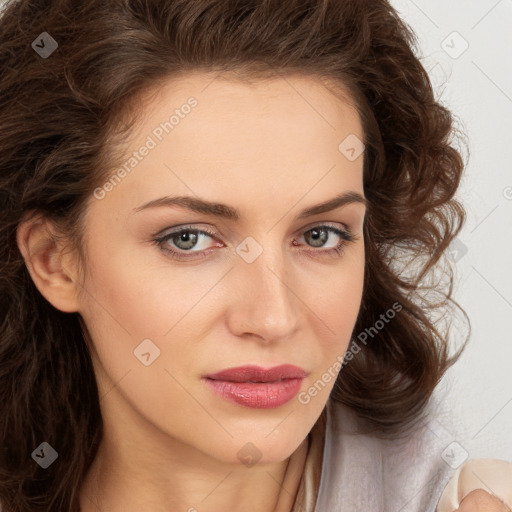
[205,364,307,383]
[203,364,307,408]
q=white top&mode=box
[311,398,512,511]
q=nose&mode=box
[225,244,300,344]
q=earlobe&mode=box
[16,213,82,313]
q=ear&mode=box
[16,212,82,313]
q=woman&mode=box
[0,0,510,511]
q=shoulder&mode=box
[315,398,464,511]
[436,458,512,511]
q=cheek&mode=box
[77,237,231,394]
[80,238,211,339]
[306,253,365,392]
[78,244,204,426]
[314,249,365,337]
[295,259,364,408]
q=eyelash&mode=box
[152,224,358,261]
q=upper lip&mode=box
[205,364,307,383]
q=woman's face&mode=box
[76,71,366,465]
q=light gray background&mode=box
[1,0,511,463]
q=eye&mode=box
[152,223,358,261]
[153,226,221,260]
[294,225,357,258]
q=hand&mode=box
[455,489,512,511]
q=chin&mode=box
[215,439,303,468]
[205,418,311,467]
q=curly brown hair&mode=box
[0,0,469,510]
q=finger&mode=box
[457,489,511,512]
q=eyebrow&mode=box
[131,191,366,220]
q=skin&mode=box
[456,489,511,511]
[16,71,505,511]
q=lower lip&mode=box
[203,378,304,408]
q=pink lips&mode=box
[203,364,307,409]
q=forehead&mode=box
[137,70,363,138]
[123,71,363,170]
[89,71,365,222]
